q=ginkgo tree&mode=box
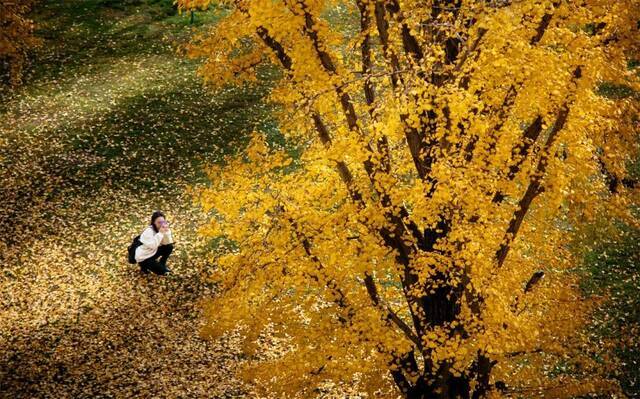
[181,0,640,397]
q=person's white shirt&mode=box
[135,225,174,263]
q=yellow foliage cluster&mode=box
[183,0,640,397]
[0,0,40,86]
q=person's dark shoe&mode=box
[159,261,171,275]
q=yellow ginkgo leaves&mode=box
[185,0,640,397]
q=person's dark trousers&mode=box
[139,243,173,275]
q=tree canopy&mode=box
[183,0,640,397]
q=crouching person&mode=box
[136,210,174,275]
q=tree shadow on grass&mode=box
[0,78,277,251]
[1,0,220,102]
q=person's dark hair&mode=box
[150,210,165,233]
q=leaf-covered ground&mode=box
[0,1,275,397]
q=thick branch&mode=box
[255,26,292,69]
[357,0,375,106]
[363,272,422,348]
[374,0,402,88]
[495,66,582,269]
[286,213,354,322]
[357,0,393,179]
[454,27,487,73]
[491,115,544,203]
[256,22,367,207]
[524,271,545,293]
[254,15,430,353]
[598,156,639,194]
[295,0,360,131]
[459,3,558,91]
[385,0,424,63]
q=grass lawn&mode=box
[0,1,276,396]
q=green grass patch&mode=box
[581,224,640,397]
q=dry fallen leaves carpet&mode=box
[0,1,274,397]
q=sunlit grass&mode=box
[0,1,274,396]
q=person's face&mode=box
[154,216,165,230]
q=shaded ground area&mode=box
[0,1,275,397]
